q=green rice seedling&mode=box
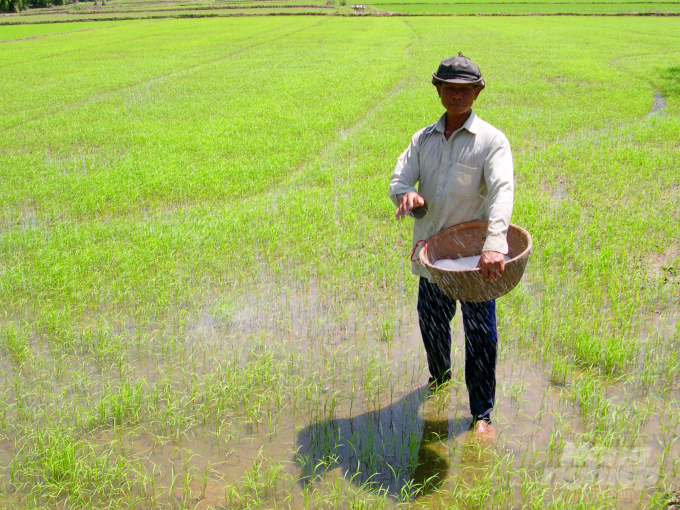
[9,426,140,507]
[107,380,145,426]
[547,427,565,463]
[398,477,425,502]
[0,14,679,510]
[444,472,493,509]
[378,319,393,344]
[2,322,31,366]
[550,356,571,387]
[224,449,285,506]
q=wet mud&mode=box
[1,273,678,508]
[649,92,667,117]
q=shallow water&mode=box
[649,92,667,117]
[1,274,678,508]
[150,293,677,507]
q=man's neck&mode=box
[444,110,472,140]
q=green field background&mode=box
[1,16,679,509]
[376,3,680,13]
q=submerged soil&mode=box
[95,275,679,508]
[0,274,677,508]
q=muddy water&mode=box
[648,93,667,117]
[3,273,677,508]
[117,274,678,509]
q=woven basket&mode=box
[419,221,532,302]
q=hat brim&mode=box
[432,73,485,88]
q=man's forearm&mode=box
[483,139,514,254]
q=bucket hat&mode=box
[432,52,485,89]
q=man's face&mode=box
[436,82,482,116]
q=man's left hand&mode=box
[477,251,506,282]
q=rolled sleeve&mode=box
[482,137,514,254]
[389,133,421,206]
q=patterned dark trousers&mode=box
[417,277,497,423]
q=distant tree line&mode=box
[1,0,61,11]
[0,0,105,12]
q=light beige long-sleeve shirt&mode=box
[389,110,514,280]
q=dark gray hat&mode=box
[432,52,485,88]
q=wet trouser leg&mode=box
[417,278,497,423]
[460,299,497,423]
[417,277,457,384]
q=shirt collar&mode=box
[434,110,479,135]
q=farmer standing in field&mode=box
[389,53,513,438]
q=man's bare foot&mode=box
[473,420,496,441]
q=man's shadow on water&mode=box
[295,386,473,500]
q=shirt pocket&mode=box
[451,162,481,199]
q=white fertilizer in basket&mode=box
[432,255,511,271]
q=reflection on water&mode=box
[1,273,677,509]
[296,385,484,500]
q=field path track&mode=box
[511,49,676,155]
[0,20,322,134]
[272,19,419,197]
[0,24,129,44]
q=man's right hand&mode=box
[396,192,426,220]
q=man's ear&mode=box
[473,86,483,100]
[435,84,442,97]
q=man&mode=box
[389,53,513,437]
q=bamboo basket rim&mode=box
[420,221,533,271]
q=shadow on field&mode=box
[295,386,473,500]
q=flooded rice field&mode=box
[2,269,676,509]
[2,16,680,509]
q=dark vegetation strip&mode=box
[13,3,331,15]
[0,0,321,12]
[0,11,329,23]
[3,10,680,22]
[10,0,320,11]
[107,0,313,4]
